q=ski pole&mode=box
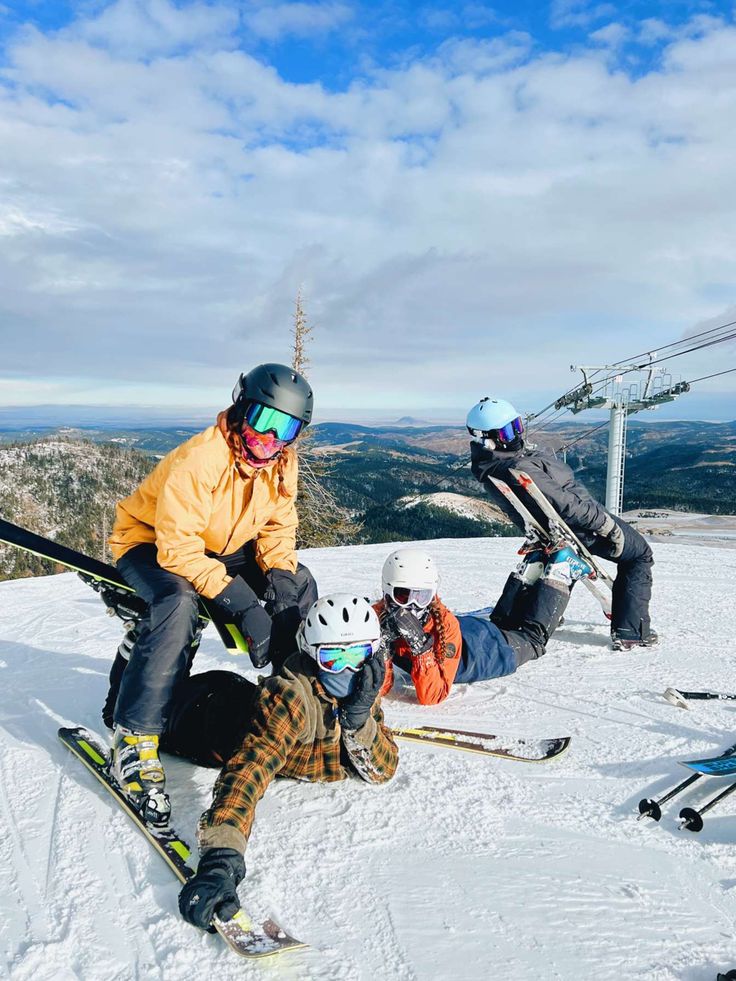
[638,738,736,820]
[664,687,736,709]
[679,780,736,832]
[637,773,702,822]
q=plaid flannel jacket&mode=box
[198,652,399,852]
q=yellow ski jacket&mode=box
[109,423,299,599]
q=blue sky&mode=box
[0,0,735,422]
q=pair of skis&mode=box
[489,469,613,621]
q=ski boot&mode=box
[543,545,593,587]
[111,726,171,826]
[611,628,659,652]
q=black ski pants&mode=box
[110,543,316,734]
[588,517,653,640]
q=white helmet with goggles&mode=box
[382,548,438,611]
[466,397,524,449]
[298,594,381,674]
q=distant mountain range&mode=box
[0,419,734,573]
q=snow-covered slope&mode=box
[2,537,736,981]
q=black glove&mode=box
[215,576,272,669]
[178,848,246,932]
[387,607,434,656]
[264,569,302,665]
[339,649,386,732]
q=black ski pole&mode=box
[638,738,736,821]
[664,687,736,709]
[637,773,702,822]
[679,780,736,832]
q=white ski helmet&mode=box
[382,548,438,599]
[298,594,381,654]
[466,397,524,447]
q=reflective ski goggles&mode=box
[387,586,435,609]
[467,415,524,445]
[315,640,378,674]
[243,402,303,443]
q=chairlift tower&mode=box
[560,359,690,516]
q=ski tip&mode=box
[663,688,689,710]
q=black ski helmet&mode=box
[232,363,314,425]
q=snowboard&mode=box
[58,725,306,958]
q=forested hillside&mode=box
[0,439,152,580]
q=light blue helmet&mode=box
[466,398,524,448]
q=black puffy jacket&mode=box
[470,441,611,546]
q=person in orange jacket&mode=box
[104,363,318,824]
[376,548,565,706]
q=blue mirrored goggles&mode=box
[467,415,523,445]
[316,640,378,674]
[244,402,303,442]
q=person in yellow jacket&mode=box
[105,363,317,824]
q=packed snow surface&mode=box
[2,536,736,981]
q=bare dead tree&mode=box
[291,290,358,547]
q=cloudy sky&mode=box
[1,0,735,423]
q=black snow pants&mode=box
[159,670,259,768]
[106,542,317,734]
[588,516,654,641]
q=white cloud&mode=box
[243,2,353,41]
[549,0,616,30]
[0,2,735,414]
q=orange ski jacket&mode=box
[374,597,463,705]
[109,423,298,599]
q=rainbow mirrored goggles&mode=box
[467,415,523,445]
[244,402,304,442]
[388,586,434,609]
[315,640,379,674]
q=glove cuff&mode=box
[199,847,246,885]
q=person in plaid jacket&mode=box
[176,594,398,933]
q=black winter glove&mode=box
[215,576,272,669]
[264,569,302,666]
[338,649,386,732]
[178,847,246,932]
[386,607,434,656]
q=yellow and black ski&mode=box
[391,725,570,762]
[0,517,249,654]
[58,725,306,958]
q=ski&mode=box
[0,517,248,654]
[391,725,570,762]
[507,470,616,592]
[637,738,736,822]
[58,725,306,957]
[489,476,612,619]
[663,687,736,709]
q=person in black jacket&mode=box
[467,397,657,651]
